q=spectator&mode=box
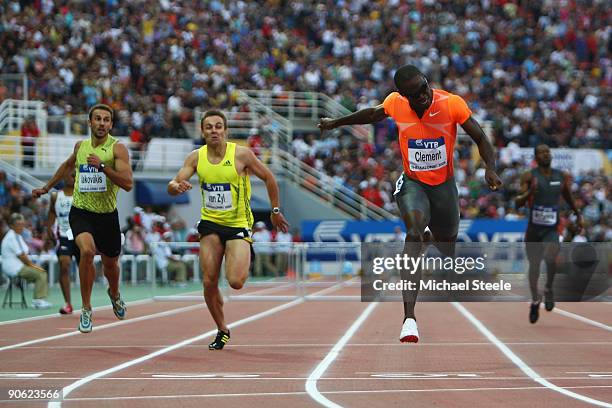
[20,117,40,168]
[0,171,10,207]
[392,226,406,242]
[251,221,277,277]
[185,228,200,255]
[140,206,156,233]
[169,216,188,246]
[274,228,293,276]
[0,213,52,309]
[128,126,150,170]
[124,224,147,255]
[152,231,187,286]
[248,128,264,159]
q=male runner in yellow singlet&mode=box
[168,110,289,350]
[33,104,133,333]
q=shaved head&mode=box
[394,65,433,109]
[394,65,424,89]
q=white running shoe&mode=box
[79,309,93,333]
[400,318,419,343]
[32,299,52,309]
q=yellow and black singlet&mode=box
[197,142,253,229]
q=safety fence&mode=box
[2,242,607,303]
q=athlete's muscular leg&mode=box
[401,210,428,320]
[528,254,543,302]
[75,233,97,310]
[395,176,431,321]
[224,239,251,290]
[429,228,458,287]
[543,240,560,294]
[428,177,460,260]
[58,255,72,305]
[526,242,543,303]
[101,254,120,298]
[200,234,227,332]
[429,223,458,267]
[428,227,458,257]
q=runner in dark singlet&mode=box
[515,144,582,323]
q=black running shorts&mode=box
[69,206,122,258]
[197,220,253,244]
[525,225,559,243]
[524,225,560,261]
[57,236,78,258]
[393,174,460,238]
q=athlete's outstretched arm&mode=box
[561,172,583,227]
[46,192,58,241]
[32,142,80,198]
[87,143,133,191]
[461,117,502,191]
[168,150,198,196]
[317,104,388,132]
[514,171,533,208]
[240,148,289,233]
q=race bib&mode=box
[531,205,557,226]
[202,183,233,210]
[78,164,107,192]
[408,137,447,172]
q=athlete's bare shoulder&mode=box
[235,144,255,159]
[185,149,199,166]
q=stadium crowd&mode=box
[291,133,611,241]
[0,0,609,147]
[0,1,609,245]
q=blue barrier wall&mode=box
[301,219,529,243]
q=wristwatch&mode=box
[271,207,281,214]
[99,163,106,171]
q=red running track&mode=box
[0,285,610,408]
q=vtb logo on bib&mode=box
[408,137,447,171]
[78,164,107,192]
[531,205,558,226]
[202,183,233,210]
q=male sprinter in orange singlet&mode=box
[319,65,502,343]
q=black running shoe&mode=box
[107,288,126,320]
[544,290,555,312]
[529,302,540,324]
[209,330,230,350]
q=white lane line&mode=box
[0,373,43,378]
[38,385,612,402]
[0,304,203,352]
[0,299,154,326]
[554,308,612,332]
[306,302,378,408]
[6,375,612,381]
[48,284,344,408]
[12,341,612,349]
[0,283,294,352]
[0,371,65,373]
[453,302,612,408]
[0,284,287,326]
